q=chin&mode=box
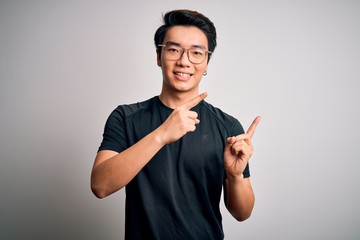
[175,84,197,92]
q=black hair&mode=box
[154,9,217,60]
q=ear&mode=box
[156,48,161,66]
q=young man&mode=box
[91,9,260,240]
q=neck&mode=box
[159,89,199,109]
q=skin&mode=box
[91,25,260,222]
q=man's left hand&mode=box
[224,116,261,178]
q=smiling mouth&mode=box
[174,72,193,77]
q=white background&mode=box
[1,1,359,239]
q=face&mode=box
[157,26,209,94]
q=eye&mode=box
[166,45,181,53]
[190,49,205,56]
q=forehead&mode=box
[163,26,208,49]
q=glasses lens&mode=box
[164,45,182,60]
[188,48,206,64]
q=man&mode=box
[91,9,260,240]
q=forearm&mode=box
[225,175,255,221]
[91,127,165,198]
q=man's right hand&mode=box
[158,92,208,144]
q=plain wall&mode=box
[1,0,359,239]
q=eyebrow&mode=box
[165,41,207,50]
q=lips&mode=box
[174,71,193,82]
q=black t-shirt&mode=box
[99,96,250,240]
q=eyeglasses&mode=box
[158,43,211,64]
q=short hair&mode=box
[154,9,217,60]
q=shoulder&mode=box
[201,101,238,124]
[200,101,245,135]
[110,97,158,119]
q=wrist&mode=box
[152,126,168,146]
[226,173,245,183]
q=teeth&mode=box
[176,72,191,77]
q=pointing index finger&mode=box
[180,92,208,110]
[246,116,261,138]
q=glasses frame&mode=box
[157,44,212,64]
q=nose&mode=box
[177,49,191,67]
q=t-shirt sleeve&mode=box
[230,119,251,178]
[98,107,128,153]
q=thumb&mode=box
[225,136,236,150]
